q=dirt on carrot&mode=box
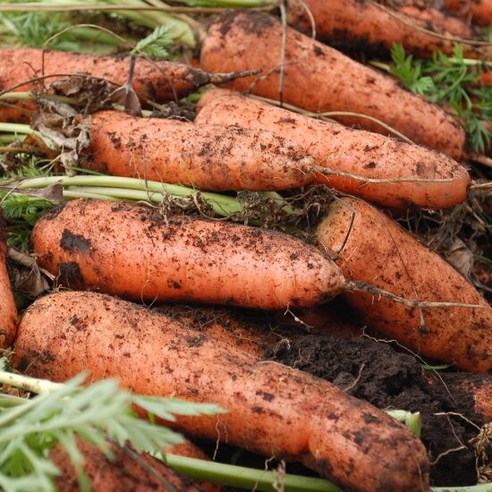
[31,199,344,310]
[78,109,315,192]
[51,438,213,492]
[13,289,431,492]
[199,10,467,160]
[287,0,481,58]
[316,196,492,374]
[196,89,470,209]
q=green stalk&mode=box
[0,92,77,105]
[0,0,198,48]
[12,175,246,217]
[385,410,421,438]
[165,454,340,492]
[168,0,278,6]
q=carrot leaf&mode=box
[0,367,224,491]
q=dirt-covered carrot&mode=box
[31,199,344,310]
[0,209,18,349]
[442,0,492,26]
[196,89,470,209]
[78,110,315,191]
[199,10,467,160]
[156,304,278,358]
[52,438,212,492]
[14,290,431,491]
[315,197,492,375]
[288,0,480,58]
[0,47,241,123]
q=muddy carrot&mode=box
[14,290,431,491]
[316,196,492,374]
[196,89,470,209]
[0,47,241,122]
[77,110,315,192]
[31,199,344,310]
[0,208,18,348]
[199,10,467,160]
[287,0,480,57]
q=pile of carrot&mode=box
[1,3,491,490]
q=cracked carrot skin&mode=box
[0,209,18,348]
[14,290,431,492]
[316,197,492,375]
[0,47,217,122]
[31,199,344,310]
[196,90,470,209]
[199,10,467,161]
[80,110,315,191]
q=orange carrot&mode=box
[31,199,344,310]
[442,0,492,26]
[51,438,212,492]
[0,47,240,123]
[0,209,18,349]
[156,304,278,358]
[196,89,470,209]
[199,10,467,160]
[316,196,492,374]
[288,0,479,57]
[78,109,315,191]
[14,290,431,491]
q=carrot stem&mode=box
[164,454,340,492]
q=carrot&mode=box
[51,438,212,492]
[78,109,315,191]
[442,0,492,26]
[156,304,278,358]
[0,209,18,349]
[31,199,344,310]
[196,89,470,209]
[315,196,492,375]
[0,47,241,123]
[14,290,431,491]
[288,0,479,58]
[199,10,467,161]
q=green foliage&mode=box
[389,44,435,95]
[131,25,174,60]
[390,43,492,153]
[0,370,224,492]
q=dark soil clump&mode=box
[266,332,486,487]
